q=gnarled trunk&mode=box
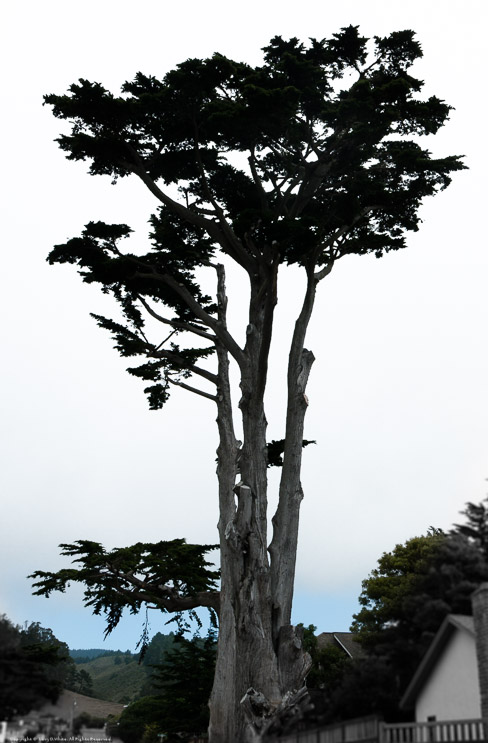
[208,265,315,742]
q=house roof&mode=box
[316,631,364,659]
[400,615,474,710]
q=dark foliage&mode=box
[44,27,464,411]
[452,495,488,561]
[266,439,316,467]
[140,632,178,668]
[116,696,166,743]
[65,666,94,696]
[301,624,352,692]
[149,630,217,738]
[73,712,106,734]
[70,648,137,661]
[115,631,216,742]
[30,539,219,648]
[0,617,72,720]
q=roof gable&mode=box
[400,614,474,710]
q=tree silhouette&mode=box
[38,27,464,741]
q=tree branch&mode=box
[108,580,220,616]
[289,158,334,218]
[169,378,218,402]
[191,125,256,274]
[134,270,246,369]
[314,260,334,282]
[148,346,218,385]
[137,294,217,343]
[125,143,254,272]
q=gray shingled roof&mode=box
[316,631,365,658]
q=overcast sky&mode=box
[1,0,487,651]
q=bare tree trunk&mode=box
[209,264,313,742]
[269,269,317,637]
[209,265,240,742]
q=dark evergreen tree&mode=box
[453,495,488,560]
[0,616,70,720]
[141,633,177,667]
[36,27,464,741]
[116,696,165,743]
[65,666,94,696]
[151,630,217,739]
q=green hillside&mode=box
[78,653,148,704]
[71,633,178,704]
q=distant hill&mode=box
[71,653,147,704]
[70,648,136,662]
[40,689,125,720]
[69,632,178,704]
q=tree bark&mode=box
[209,264,240,741]
[209,263,312,741]
[269,269,317,639]
[210,263,280,741]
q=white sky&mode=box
[1,0,487,650]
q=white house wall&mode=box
[416,629,481,722]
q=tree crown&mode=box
[45,26,465,409]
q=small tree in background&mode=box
[35,26,464,740]
[65,666,94,696]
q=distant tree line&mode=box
[70,648,137,662]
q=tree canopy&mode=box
[352,530,487,666]
[44,27,464,411]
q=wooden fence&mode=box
[381,720,486,743]
[272,715,381,743]
[272,716,486,743]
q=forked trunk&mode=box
[208,265,315,742]
[210,427,311,742]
